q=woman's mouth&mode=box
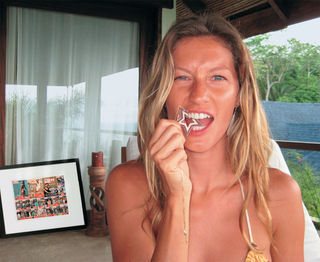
[185,112,214,132]
[177,107,214,135]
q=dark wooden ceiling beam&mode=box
[182,0,206,14]
[231,0,320,38]
[178,0,320,37]
[231,8,286,38]
[284,0,320,25]
[95,0,174,8]
[206,0,267,18]
[267,0,288,23]
[2,0,174,9]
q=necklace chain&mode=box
[181,173,188,243]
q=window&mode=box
[4,5,142,209]
[100,68,139,169]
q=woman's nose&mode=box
[189,79,209,103]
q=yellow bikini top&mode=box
[245,250,269,262]
[239,179,269,262]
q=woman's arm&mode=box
[106,120,191,261]
[269,169,305,261]
[151,182,191,261]
[106,162,191,262]
[148,119,191,261]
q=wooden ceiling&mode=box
[177,0,320,38]
[4,0,319,39]
[107,0,320,38]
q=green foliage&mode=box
[245,34,320,102]
[246,33,320,228]
[285,150,320,220]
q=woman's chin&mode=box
[185,135,228,154]
[184,142,213,154]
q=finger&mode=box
[157,148,188,178]
[149,126,185,158]
[149,119,181,148]
[151,133,185,162]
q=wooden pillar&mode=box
[86,151,108,237]
[0,2,6,167]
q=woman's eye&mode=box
[174,75,189,81]
[212,75,226,81]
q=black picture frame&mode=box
[0,158,87,237]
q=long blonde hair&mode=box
[138,14,272,249]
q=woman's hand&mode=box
[149,119,191,197]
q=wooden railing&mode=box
[276,140,320,151]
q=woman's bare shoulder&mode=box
[107,160,146,180]
[267,168,303,230]
[268,168,302,202]
[267,170,304,258]
[106,160,149,200]
[106,162,155,261]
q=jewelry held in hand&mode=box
[176,106,203,136]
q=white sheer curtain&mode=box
[5,7,139,208]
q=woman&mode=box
[106,14,304,261]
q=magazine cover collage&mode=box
[13,176,69,220]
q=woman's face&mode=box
[166,36,239,152]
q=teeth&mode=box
[187,112,211,119]
[192,125,206,131]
